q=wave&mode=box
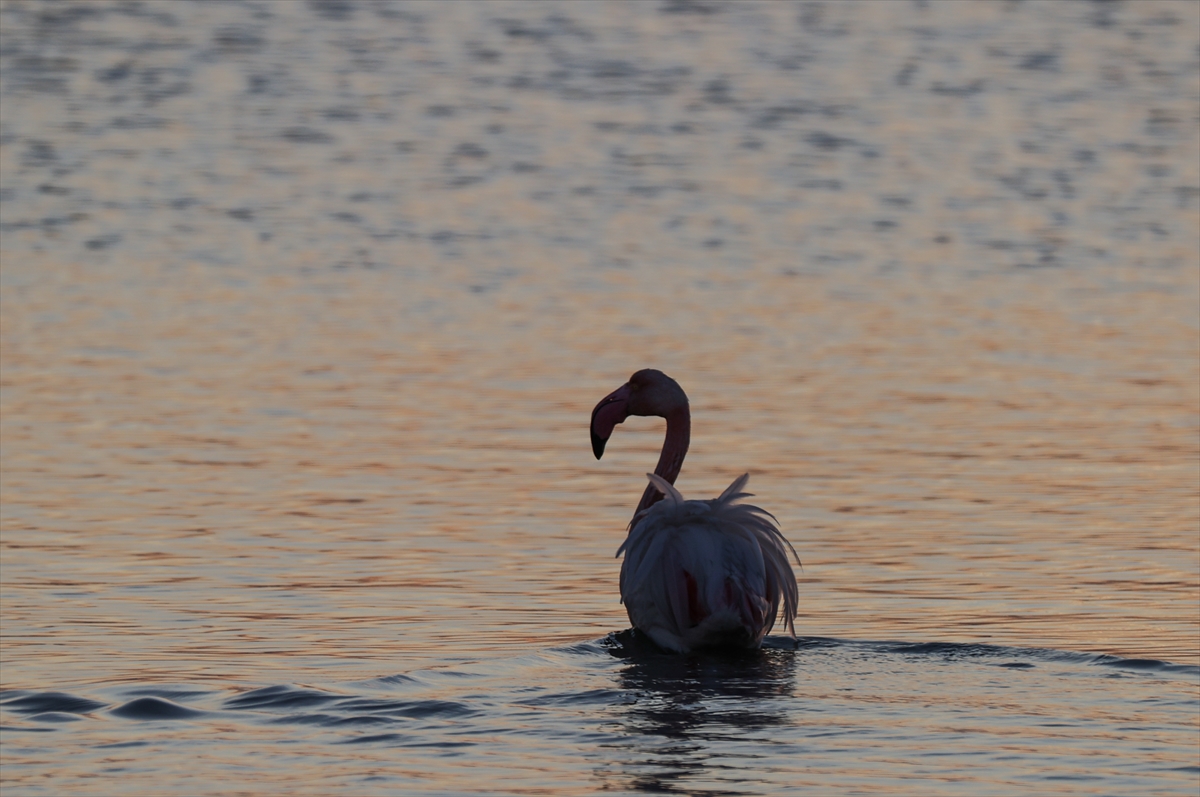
[594,630,1200,675]
[1,634,1193,734]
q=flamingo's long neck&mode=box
[633,404,690,519]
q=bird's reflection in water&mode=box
[597,630,801,795]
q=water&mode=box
[0,0,1196,794]
[0,638,1195,796]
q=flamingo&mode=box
[590,369,799,653]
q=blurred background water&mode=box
[0,1,1197,794]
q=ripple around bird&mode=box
[1,637,1197,794]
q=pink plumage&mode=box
[591,369,800,653]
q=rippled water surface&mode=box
[1,1,1197,794]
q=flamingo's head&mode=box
[590,369,688,459]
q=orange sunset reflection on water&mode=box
[0,1,1197,795]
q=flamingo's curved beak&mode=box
[590,383,632,459]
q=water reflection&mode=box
[1,0,1197,793]
[602,631,798,795]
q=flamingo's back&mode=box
[617,473,799,653]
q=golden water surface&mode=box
[0,1,1197,795]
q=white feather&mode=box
[616,472,800,653]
